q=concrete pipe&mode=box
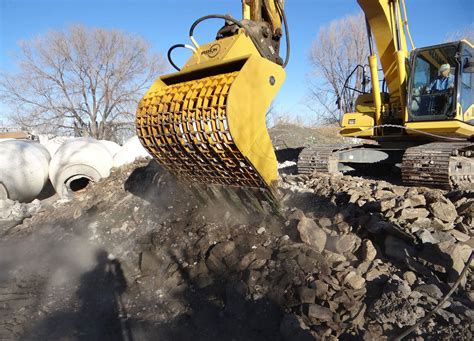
[40,136,73,158]
[49,138,113,197]
[113,136,150,168]
[0,140,51,202]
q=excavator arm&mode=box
[340,0,410,137]
[359,0,408,99]
[135,1,288,204]
[358,0,409,126]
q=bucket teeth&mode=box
[136,72,270,192]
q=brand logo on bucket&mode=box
[201,44,221,58]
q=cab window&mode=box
[460,56,473,119]
[409,45,457,121]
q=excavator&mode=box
[135,0,473,208]
[297,0,474,190]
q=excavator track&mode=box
[297,145,355,174]
[401,142,474,190]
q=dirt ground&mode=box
[269,123,344,150]
[0,156,473,340]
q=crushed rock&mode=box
[0,160,472,340]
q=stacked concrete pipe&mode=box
[0,140,51,202]
[49,138,114,198]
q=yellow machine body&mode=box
[136,32,285,193]
[340,94,375,137]
[340,1,474,141]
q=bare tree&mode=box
[308,13,369,125]
[446,23,474,43]
[0,25,166,141]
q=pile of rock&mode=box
[368,275,473,338]
[1,160,472,340]
[281,173,473,282]
[0,199,43,232]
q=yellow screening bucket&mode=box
[136,32,285,200]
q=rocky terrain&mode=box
[0,158,473,340]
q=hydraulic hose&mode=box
[275,0,290,67]
[188,14,264,54]
[188,10,290,68]
[167,44,197,71]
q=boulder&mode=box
[431,218,454,231]
[318,217,332,228]
[308,304,333,323]
[414,284,443,299]
[449,229,470,242]
[403,271,417,286]
[325,234,361,254]
[344,271,366,290]
[379,198,397,212]
[415,230,440,244]
[399,208,430,220]
[409,217,432,231]
[297,216,327,252]
[429,201,458,223]
[374,189,395,200]
[406,194,427,208]
[362,239,377,261]
[206,241,236,273]
[298,287,316,304]
[322,250,347,265]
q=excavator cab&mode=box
[408,41,474,124]
[135,1,289,205]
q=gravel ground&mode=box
[0,158,472,340]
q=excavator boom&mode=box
[358,0,408,103]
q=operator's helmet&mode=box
[439,63,451,75]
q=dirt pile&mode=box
[0,160,473,340]
[269,123,345,150]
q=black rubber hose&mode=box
[189,14,245,38]
[188,9,290,68]
[188,14,268,65]
[167,44,187,71]
[275,0,290,67]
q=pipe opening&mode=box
[68,177,91,192]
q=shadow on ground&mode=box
[22,249,131,340]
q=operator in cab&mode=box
[428,63,454,92]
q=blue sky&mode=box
[1,0,473,123]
